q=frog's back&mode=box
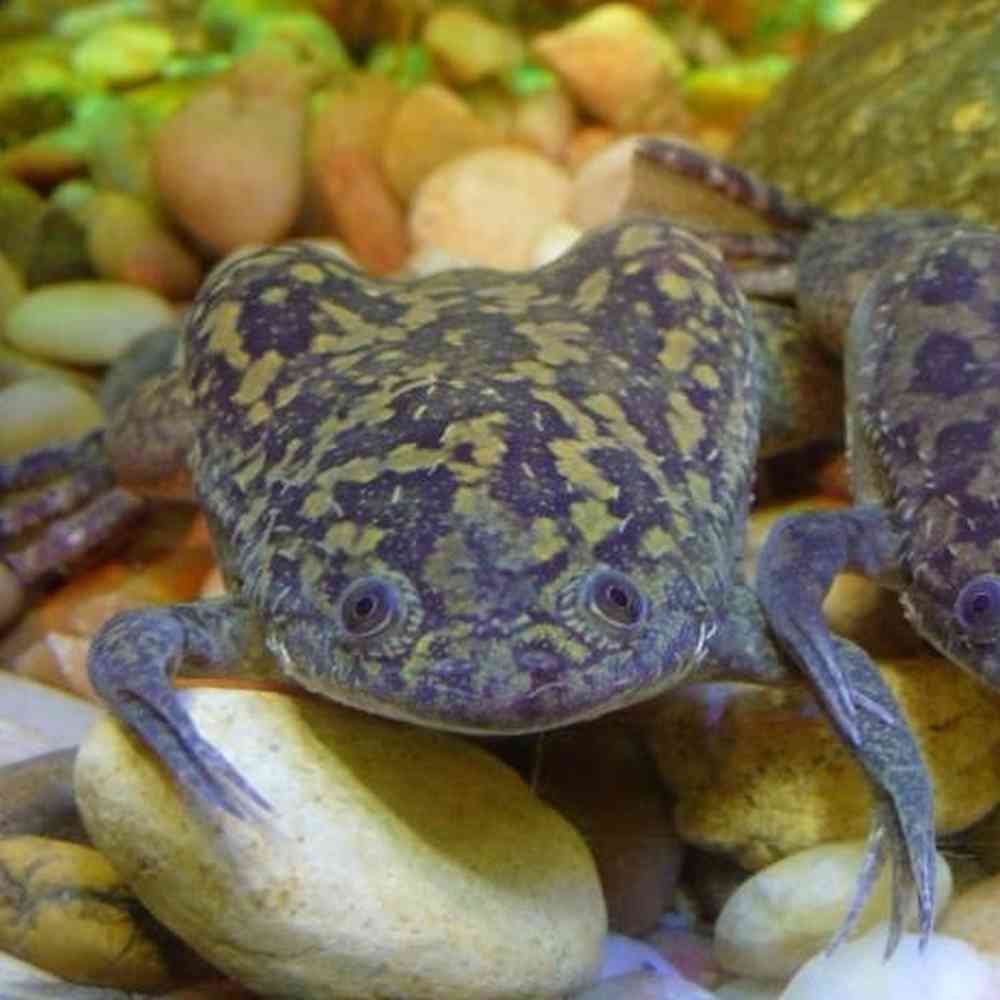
[178,220,758,731]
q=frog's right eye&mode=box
[338,577,400,640]
[955,574,1000,639]
[584,570,647,630]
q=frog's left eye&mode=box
[586,570,647,630]
[955,574,1000,638]
[338,577,399,640]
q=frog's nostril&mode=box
[514,647,564,677]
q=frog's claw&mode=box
[89,605,272,822]
[825,637,936,955]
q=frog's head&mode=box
[261,487,717,734]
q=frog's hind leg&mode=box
[631,137,828,230]
[628,138,826,297]
[757,506,936,951]
[88,598,279,821]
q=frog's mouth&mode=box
[277,615,706,734]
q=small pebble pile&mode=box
[3,1,1000,999]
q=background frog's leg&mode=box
[628,137,828,231]
[821,636,935,955]
[710,582,935,954]
[0,330,193,588]
[755,505,899,737]
[88,597,279,820]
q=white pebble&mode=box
[0,673,98,765]
[781,923,1000,999]
[5,282,174,365]
[715,840,952,979]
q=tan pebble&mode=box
[401,244,479,278]
[714,841,952,979]
[531,4,686,129]
[510,85,578,161]
[76,690,606,999]
[538,719,683,936]
[199,565,228,599]
[0,378,103,457]
[569,135,642,230]
[5,283,174,365]
[563,125,618,171]
[422,6,524,85]
[530,220,582,268]
[0,836,177,990]
[0,251,25,316]
[939,872,1000,955]
[409,145,571,269]
[81,190,202,300]
[380,82,499,201]
[71,19,175,86]
[311,145,408,275]
[1,131,88,189]
[152,54,308,254]
[646,657,1000,869]
[309,73,402,156]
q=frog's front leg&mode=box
[88,597,278,820]
[754,510,935,947]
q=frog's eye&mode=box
[955,574,1000,639]
[338,577,399,639]
[586,570,647,630]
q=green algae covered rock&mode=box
[733,0,1000,223]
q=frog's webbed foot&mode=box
[89,602,272,822]
[0,430,146,586]
[825,637,936,955]
[757,507,934,952]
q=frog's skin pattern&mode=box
[0,213,934,954]
[635,137,1000,746]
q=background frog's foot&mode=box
[0,431,147,587]
[89,607,272,822]
[631,137,828,230]
[826,639,936,957]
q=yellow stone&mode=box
[76,690,606,999]
[0,835,174,990]
[647,657,1000,869]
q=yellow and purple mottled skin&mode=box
[0,215,932,953]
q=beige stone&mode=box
[647,658,1000,870]
[152,54,308,254]
[380,83,499,202]
[0,378,103,457]
[76,689,606,999]
[569,135,642,231]
[0,836,176,990]
[531,4,686,129]
[5,283,174,365]
[409,145,571,270]
[939,872,1000,955]
[714,841,952,979]
[422,7,524,85]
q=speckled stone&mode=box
[734,0,1000,222]
[76,689,606,1000]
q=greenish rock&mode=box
[231,9,351,69]
[0,39,79,148]
[733,0,1000,223]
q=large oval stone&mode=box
[75,689,606,1000]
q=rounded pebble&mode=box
[71,19,175,86]
[76,689,606,1000]
[0,378,103,457]
[5,282,174,365]
[714,840,953,979]
[409,145,572,269]
[0,836,177,990]
[939,871,1000,955]
[152,54,307,254]
[781,923,1000,999]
